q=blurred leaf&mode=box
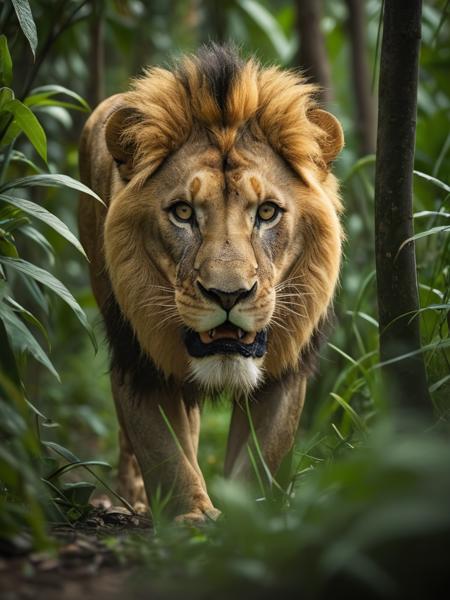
[11,0,38,57]
[47,460,111,480]
[26,84,90,112]
[429,374,450,394]
[396,225,450,258]
[19,223,55,264]
[0,301,59,379]
[0,193,87,258]
[414,170,450,194]
[0,257,96,350]
[0,173,104,204]
[5,149,42,173]
[4,294,49,347]
[330,392,367,433]
[61,481,96,506]
[42,440,80,463]
[0,35,13,86]
[237,0,295,63]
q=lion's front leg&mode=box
[224,374,307,481]
[111,370,218,522]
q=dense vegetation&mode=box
[0,0,449,597]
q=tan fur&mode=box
[79,49,344,520]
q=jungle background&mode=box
[0,0,449,598]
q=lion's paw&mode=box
[174,507,221,525]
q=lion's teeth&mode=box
[209,329,216,339]
[238,328,245,340]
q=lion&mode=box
[78,45,344,522]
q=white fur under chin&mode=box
[188,355,264,395]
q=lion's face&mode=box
[103,55,343,393]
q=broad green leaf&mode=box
[61,482,96,506]
[42,441,80,463]
[396,225,450,257]
[0,35,13,86]
[11,0,38,57]
[0,301,59,380]
[414,170,450,194]
[2,99,47,161]
[237,0,295,63]
[26,84,90,112]
[0,257,96,350]
[0,173,103,204]
[0,193,87,258]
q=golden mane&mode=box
[120,45,331,181]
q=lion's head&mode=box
[102,45,344,394]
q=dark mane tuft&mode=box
[184,43,243,113]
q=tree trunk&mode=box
[294,0,332,104]
[346,0,376,155]
[202,0,227,44]
[374,0,431,414]
[86,0,104,108]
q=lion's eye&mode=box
[257,202,279,223]
[171,202,193,222]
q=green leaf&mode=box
[372,338,450,369]
[414,210,450,219]
[330,393,367,434]
[2,99,47,161]
[414,170,450,194]
[429,374,450,394]
[26,85,90,112]
[0,87,14,108]
[0,318,21,386]
[0,194,87,258]
[61,482,96,506]
[5,150,42,173]
[0,173,103,204]
[396,225,450,258]
[4,295,50,347]
[0,257,97,350]
[11,0,38,57]
[19,223,55,264]
[0,35,13,86]
[0,301,59,380]
[42,441,80,463]
[237,0,295,63]
[47,460,111,480]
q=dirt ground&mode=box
[0,506,152,600]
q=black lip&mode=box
[183,328,267,359]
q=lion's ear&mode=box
[105,107,141,181]
[309,108,344,167]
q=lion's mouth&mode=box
[184,322,267,359]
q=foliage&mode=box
[115,421,450,598]
[0,1,449,596]
[0,1,109,546]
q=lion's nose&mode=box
[198,282,257,311]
